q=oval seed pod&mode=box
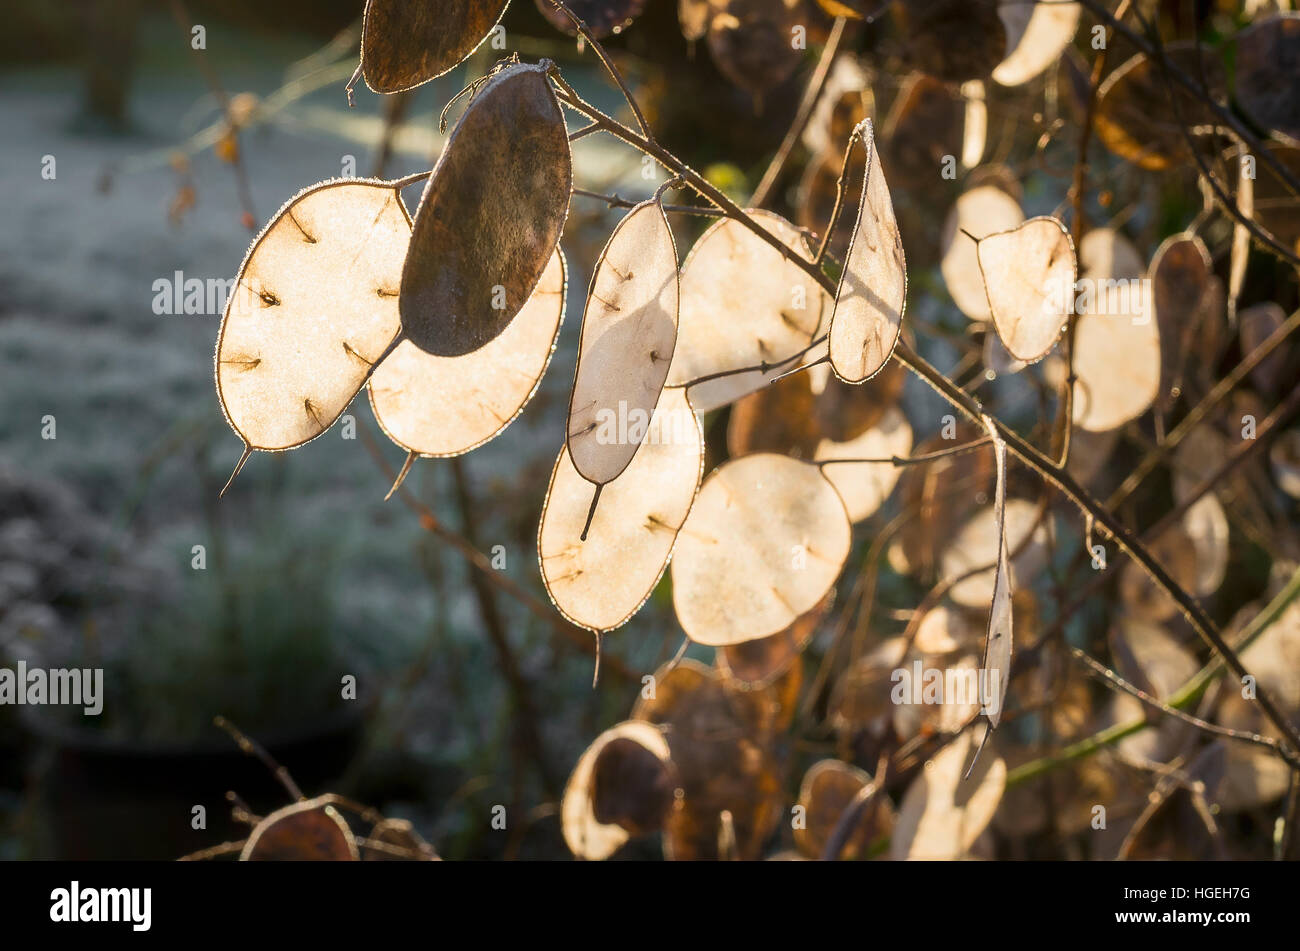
[360,0,512,94]
[992,0,1079,87]
[890,726,1005,860]
[369,248,567,461]
[401,62,571,357]
[561,720,678,861]
[794,759,894,860]
[567,197,679,487]
[1231,13,1300,146]
[1070,229,1160,432]
[540,388,702,633]
[672,454,851,647]
[940,183,1024,321]
[240,797,360,861]
[976,216,1076,363]
[215,179,409,490]
[828,119,907,384]
[814,405,912,522]
[1149,233,1212,414]
[667,210,831,413]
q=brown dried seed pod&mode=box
[897,0,1006,83]
[361,0,512,94]
[401,62,571,357]
[1149,233,1212,414]
[240,797,360,861]
[1233,13,1300,146]
[706,0,804,98]
[561,720,679,860]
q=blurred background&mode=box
[2,0,1298,861]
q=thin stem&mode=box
[816,435,994,468]
[546,0,653,142]
[814,121,866,266]
[749,16,847,208]
[1106,307,1300,510]
[546,60,1300,756]
[573,187,723,217]
[1070,647,1289,759]
[1075,0,1300,199]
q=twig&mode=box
[749,16,847,208]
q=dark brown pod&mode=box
[400,62,572,357]
[361,0,512,94]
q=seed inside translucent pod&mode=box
[215,179,409,479]
[400,63,571,358]
[671,453,851,647]
[360,0,511,94]
[370,248,567,459]
[567,199,678,487]
[828,119,907,384]
[540,388,702,633]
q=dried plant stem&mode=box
[546,0,653,142]
[449,458,560,798]
[1076,0,1300,199]
[1070,647,1294,762]
[547,65,1300,760]
[213,715,305,801]
[1008,567,1300,787]
[749,16,847,208]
